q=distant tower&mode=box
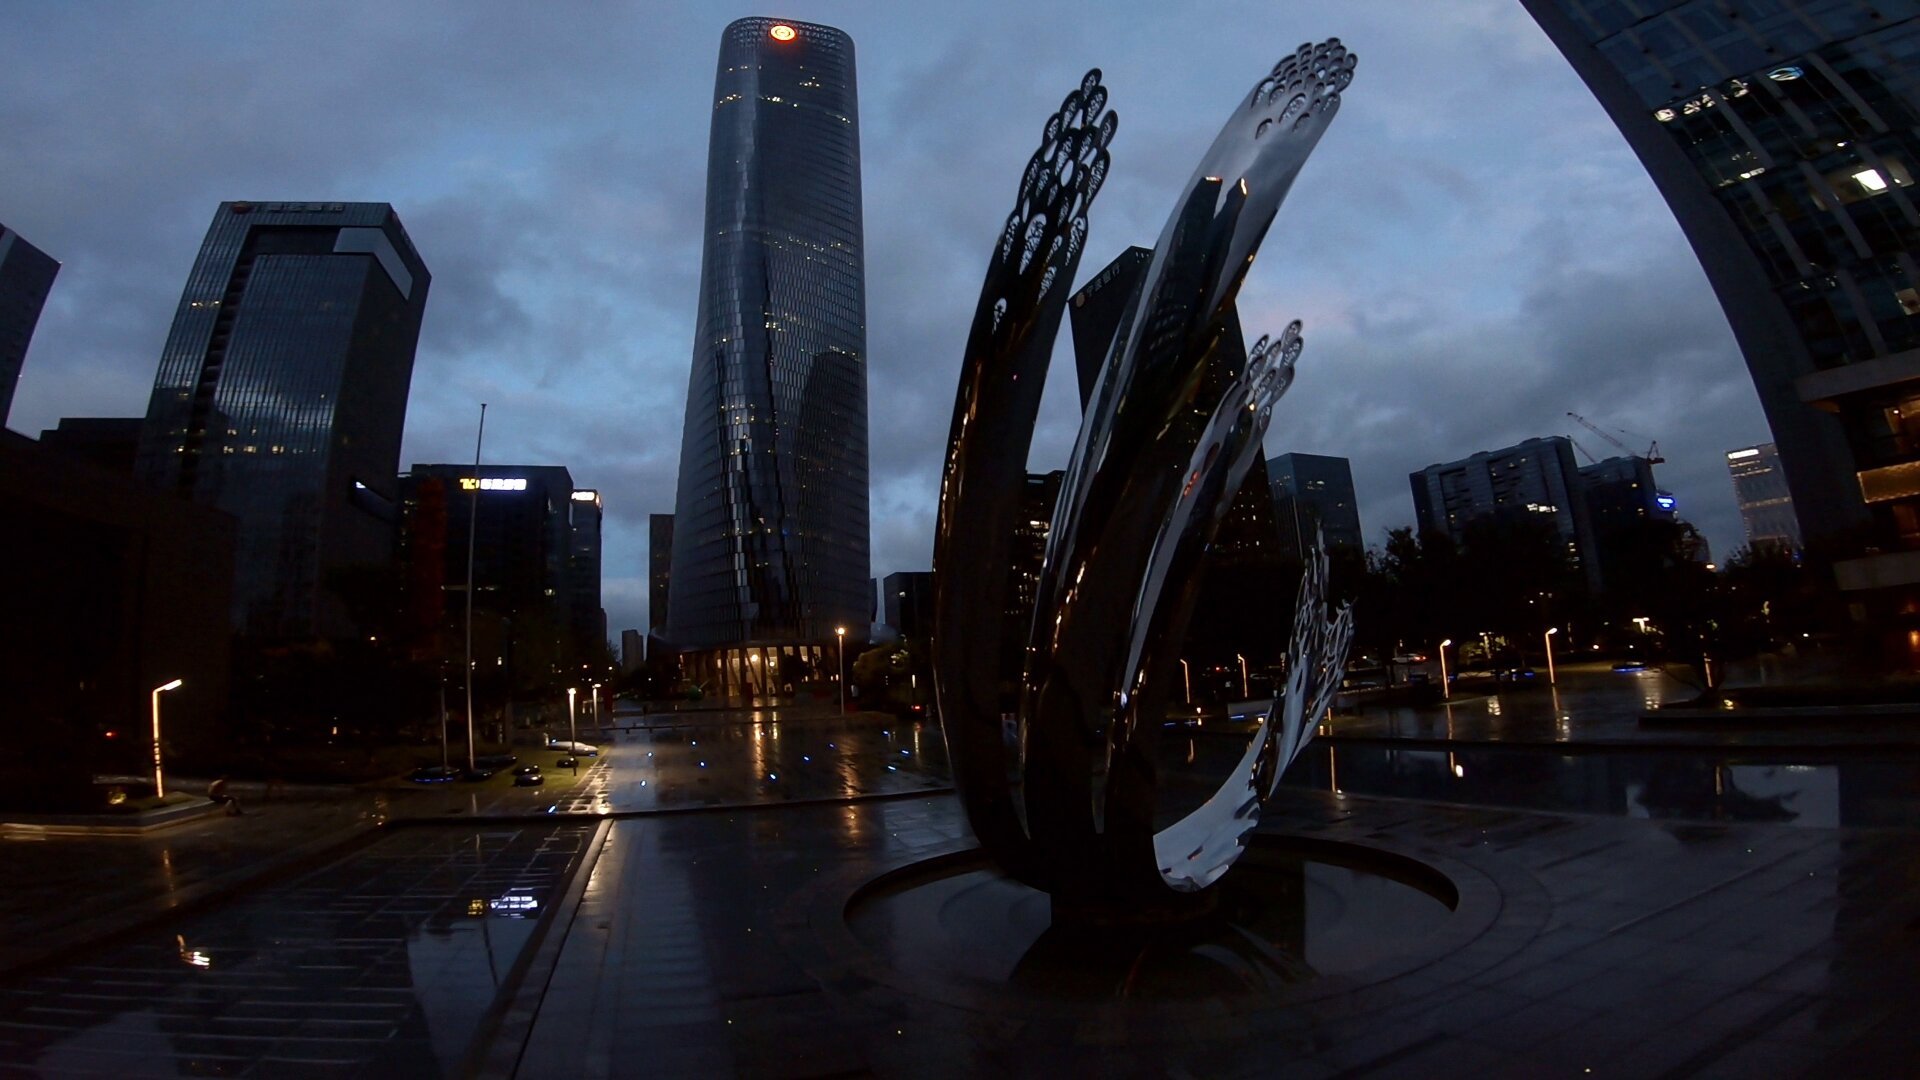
[1728,443,1802,554]
[1519,2,1915,583]
[666,18,869,695]
[136,201,429,639]
[0,223,59,426]
[1268,452,1364,562]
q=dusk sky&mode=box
[2,2,1775,640]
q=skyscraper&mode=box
[1728,442,1803,553]
[568,488,606,671]
[1268,452,1364,562]
[136,201,429,640]
[666,18,869,696]
[648,512,674,637]
[1520,2,1918,593]
[0,223,59,426]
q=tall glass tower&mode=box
[0,223,59,426]
[136,201,430,640]
[1520,1,1920,596]
[666,17,870,688]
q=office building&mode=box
[621,628,644,674]
[649,513,674,636]
[39,417,142,476]
[1520,1,1918,596]
[567,488,606,670]
[134,201,429,640]
[398,465,602,686]
[0,224,59,426]
[1412,436,1602,593]
[882,571,934,640]
[1729,442,1803,554]
[666,18,869,698]
[1269,452,1364,561]
[0,430,234,770]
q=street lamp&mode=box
[1544,627,1559,685]
[1235,653,1249,699]
[591,682,602,734]
[1179,659,1192,704]
[835,627,847,713]
[1437,640,1453,700]
[151,678,182,798]
[566,687,578,775]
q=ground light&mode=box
[151,678,183,798]
[836,626,847,713]
[566,687,578,776]
[1544,626,1559,685]
[1437,639,1453,699]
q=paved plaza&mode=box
[0,697,1914,1077]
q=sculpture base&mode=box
[842,834,1460,1005]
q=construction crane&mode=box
[1566,412,1665,465]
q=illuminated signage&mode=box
[1655,494,1677,511]
[571,490,599,502]
[769,23,796,41]
[459,477,527,492]
[1726,448,1761,461]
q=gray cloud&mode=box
[4,1,1777,639]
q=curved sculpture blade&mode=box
[1021,40,1358,907]
[931,71,1115,888]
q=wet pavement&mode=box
[2,702,1917,1076]
[1325,663,1920,750]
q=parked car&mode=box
[512,765,544,787]
[547,739,599,757]
[475,753,517,769]
[408,765,459,784]
[458,767,494,782]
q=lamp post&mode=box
[591,682,602,734]
[1179,659,1192,705]
[1235,653,1249,699]
[835,627,847,714]
[1544,627,1559,685]
[566,687,578,775]
[1437,639,1453,700]
[151,678,182,798]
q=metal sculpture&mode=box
[933,41,1358,918]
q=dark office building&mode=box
[621,628,645,674]
[0,224,59,426]
[649,513,674,636]
[0,431,234,794]
[567,488,606,670]
[1520,2,1920,599]
[399,465,592,688]
[134,201,429,641]
[1007,470,1065,663]
[1579,453,1681,590]
[1268,452,1364,561]
[665,18,869,698]
[1412,436,1603,594]
[1729,441,1803,553]
[882,571,935,640]
[39,417,142,476]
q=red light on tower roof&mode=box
[769,23,797,41]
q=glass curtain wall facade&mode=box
[0,224,59,426]
[1520,1,1920,586]
[135,201,429,640]
[666,17,871,675]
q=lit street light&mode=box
[566,687,578,775]
[1437,640,1453,700]
[1544,627,1559,685]
[1235,653,1249,699]
[151,678,183,798]
[1179,659,1192,704]
[835,626,847,713]
[591,682,602,734]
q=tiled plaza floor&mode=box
[503,790,1920,1078]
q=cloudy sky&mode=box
[2,1,1773,639]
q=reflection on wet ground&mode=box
[0,823,593,1078]
[1278,743,1920,828]
[541,711,951,816]
[1330,664,1920,748]
[847,842,1453,1001]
